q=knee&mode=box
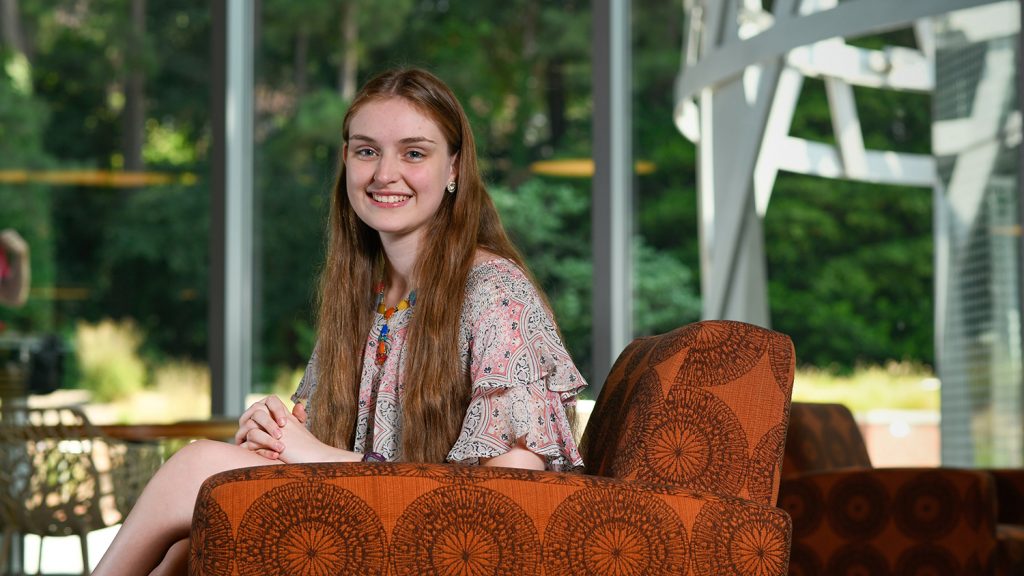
[164,439,241,479]
[168,439,224,467]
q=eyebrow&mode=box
[348,134,437,145]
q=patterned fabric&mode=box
[781,468,998,575]
[291,258,586,471]
[782,401,1024,576]
[581,320,796,508]
[190,462,794,576]
[781,402,871,478]
[990,470,1024,575]
[190,320,798,576]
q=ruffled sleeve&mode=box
[291,348,319,428]
[446,260,588,471]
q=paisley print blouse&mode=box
[291,258,587,471]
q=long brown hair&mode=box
[311,68,531,462]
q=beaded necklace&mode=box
[373,282,416,366]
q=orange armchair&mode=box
[779,402,1018,575]
[189,320,796,575]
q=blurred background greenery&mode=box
[0,1,936,419]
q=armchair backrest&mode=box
[781,401,872,478]
[580,320,795,507]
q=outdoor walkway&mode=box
[13,525,118,574]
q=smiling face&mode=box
[344,97,458,253]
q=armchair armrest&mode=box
[190,462,793,576]
[780,468,997,575]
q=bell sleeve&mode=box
[446,263,588,471]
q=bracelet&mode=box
[361,451,386,463]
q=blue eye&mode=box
[406,150,425,159]
[353,148,377,158]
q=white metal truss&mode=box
[674,0,997,325]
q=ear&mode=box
[342,143,349,166]
[449,152,459,182]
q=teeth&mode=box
[372,194,407,204]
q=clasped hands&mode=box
[234,396,362,464]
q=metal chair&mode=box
[0,405,162,575]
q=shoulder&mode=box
[464,257,538,308]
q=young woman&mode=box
[93,67,586,576]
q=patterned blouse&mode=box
[291,257,587,471]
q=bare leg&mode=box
[149,538,190,576]
[92,440,278,576]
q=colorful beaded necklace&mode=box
[373,282,416,366]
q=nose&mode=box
[373,153,399,185]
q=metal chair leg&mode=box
[0,527,9,575]
[79,532,90,576]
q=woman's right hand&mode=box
[235,396,305,460]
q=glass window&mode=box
[252,1,595,396]
[0,1,211,424]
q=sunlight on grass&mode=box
[793,361,939,413]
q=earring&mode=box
[446,181,456,194]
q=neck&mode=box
[380,232,420,303]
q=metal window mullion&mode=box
[221,0,254,415]
[591,0,633,395]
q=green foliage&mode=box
[766,174,934,369]
[100,183,209,359]
[75,318,147,401]
[1,0,943,397]
[634,239,702,337]
[0,52,56,333]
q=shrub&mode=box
[75,319,147,402]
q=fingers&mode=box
[236,396,293,445]
[240,426,285,454]
[263,396,291,427]
[292,401,307,424]
[239,441,282,461]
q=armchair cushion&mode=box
[781,468,998,574]
[190,462,793,576]
[582,320,795,507]
[781,402,871,477]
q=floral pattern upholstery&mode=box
[780,402,1019,575]
[189,320,797,576]
[582,320,796,507]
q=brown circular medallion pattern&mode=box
[391,485,539,575]
[691,501,789,576]
[748,423,788,506]
[893,472,961,541]
[779,478,825,537]
[545,487,687,575]
[639,388,748,495]
[189,497,234,576]
[674,321,767,388]
[768,333,794,395]
[824,543,892,576]
[611,368,663,479]
[826,474,890,540]
[647,323,701,367]
[235,481,386,576]
[895,544,961,576]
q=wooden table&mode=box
[99,418,239,442]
